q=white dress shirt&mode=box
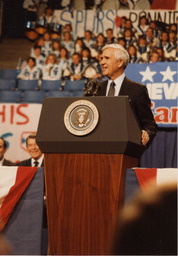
[106,73,125,96]
[0,157,4,166]
[31,154,44,167]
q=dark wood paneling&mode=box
[44,153,138,255]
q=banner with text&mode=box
[0,104,42,162]
[54,9,178,37]
[125,62,178,128]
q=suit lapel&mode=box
[119,76,131,96]
[97,80,108,96]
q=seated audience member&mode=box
[63,52,85,80]
[128,45,141,63]
[18,134,43,167]
[31,45,45,67]
[113,182,177,255]
[160,31,176,61]
[93,33,106,51]
[83,30,95,49]
[123,28,137,49]
[116,16,127,38]
[155,47,165,62]
[169,30,176,46]
[81,47,102,80]
[31,37,47,58]
[117,37,126,48]
[136,35,149,62]
[137,16,149,36]
[145,27,160,51]
[43,31,52,56]
[169,23,177,34]
[119,0,150,9]
[85,50,106,81]
[74,37,86,55]
[63,23,75,41]
[149,20,161,38]
[0,137,15,166]
[17,57,41,80]
[58,46,71,77]
[61,31,74,57]
[105,28,117,44]
[41,53,62,80]
[149,50,160,63]
[38,6,57,28]
[81,47,93,67]
[125,18,138,39]
[51,39,61,59]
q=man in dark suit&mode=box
[18,134,44,167]
[85,44,157,147]
[0,137,15,166]
[17,134,47,228]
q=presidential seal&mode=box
[64,100,99,136]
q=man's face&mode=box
[26,138,42,160]
[85,32,91,40]
[0,139,6,160]
[72,54,81,65]
[106,30,113,39]
[146,28,153,38]
[161,33,168,42]
[34,48,41,57]
[100,48,122,80]
[151,53,159,63]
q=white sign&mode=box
[0,103,42,163]
[54,9,178,37]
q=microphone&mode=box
[84,78,101,96]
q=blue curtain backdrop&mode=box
[140,128,177,168]
[125,62,177,168]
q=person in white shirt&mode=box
[83,30,95,49]
[31,45,45,68]
[42,53,62,80]
[17,57,41,80]
[137,16,149,36]
[38,6,57,27]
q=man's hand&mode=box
[141,130,150,146]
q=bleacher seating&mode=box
[0,78,16,90]
[0,90,21,103]
[17,79,39,91]
[0,69,19,79]
[46,90,72,98]
[20,90,46,103]
[40,80,62,91]
[71,90,84,97]
[64,79,86,92]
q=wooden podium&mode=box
[36,96,145,255]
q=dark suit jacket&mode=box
[17,158,44,167]
[3,158,16,166]
[17,157,47,228]
[95,76,157,145]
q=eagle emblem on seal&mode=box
[75,109,90,127]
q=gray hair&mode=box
[101,44,130,69]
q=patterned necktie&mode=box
[108,81,116,96]
[34,161,39,167]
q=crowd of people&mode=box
[16,5,177,84]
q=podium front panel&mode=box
[37,96,145,158]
